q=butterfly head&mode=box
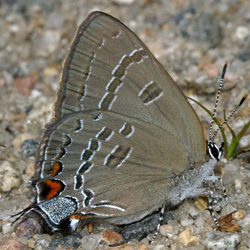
[207,140,224,162]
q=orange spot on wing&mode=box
[50,161,63,176]
[70,214,82,220]
[44,179,64,199]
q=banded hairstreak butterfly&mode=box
[14,11,243,237]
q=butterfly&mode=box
[15,11,232,236]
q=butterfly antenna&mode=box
[211,94,248,141]
[209,62,228,142]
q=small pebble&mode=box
[203,63,219,78]
[178,228,199,245]
[238,214,250,230]
[2,222,13,235]
[224,162,240,172]
[233,210,246,221]
[235,179,242,189]
[194,195,208,210]
[235,26,250,40]
[159,224,174,237]
[27,238,35,249]
[0,161,21,192]
[43,66,59,77]
[21,139,39,159]
[15,218,43,238]
[0,238,29,250]
[111,0,135,4]
[238,247,248,250]
[81,234,102,250]
[151,244,165,250]
[106,243,148,250]
[33,234,52,249]
[24,160,35,176]
[203,231,241,249]
[101,228,124,246]
[12,75,38,95]
[181,219,194,227]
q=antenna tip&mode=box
[221,62,228,79]
[239,94,248,106]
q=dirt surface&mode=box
[1,0,250,249]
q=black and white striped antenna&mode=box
[209,62,248,142]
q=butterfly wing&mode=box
[53,11,206,167]
[32,11,206,229]
[36,110,190,225]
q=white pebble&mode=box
[81,234,102,250]
[181,219,194,227]
[236,26,249,40]
[2,222,13,234]
[235,179,242,189]
[159,224,174,237]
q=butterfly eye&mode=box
[207,141,224,161]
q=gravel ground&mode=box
[1,0,250,249]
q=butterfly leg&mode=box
[205,174,230,206]
[148,202,166,244]
[206,174,232,228]
[217,176,230,205]
[207,189,221,229]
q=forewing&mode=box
[54,11,206,166]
